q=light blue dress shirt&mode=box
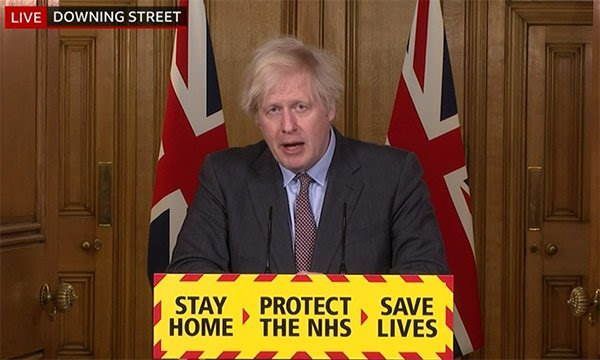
[278,128,336,245]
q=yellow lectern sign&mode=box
[153,274,453,359]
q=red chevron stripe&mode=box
[291,274,312,282]
[363,352,385,360]
[436,346,453,360]
[326,274,349,282]
[400,275,423,283]
[446,306,453,330]
[153,341,167,359]
[254,351,277,359]
[439,275,454,292]
[326,351,348,359]
[153,302,161,326]
[254,274,277,282]
[217,351,240,359]
[363,275,386,282]
[153,273,166,287]
[400,352,422,360]
[291,351,311,359]
[181,351,203,359]
[218,274,240,282]
[181,274,203,281]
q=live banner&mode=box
[153,274,454,359]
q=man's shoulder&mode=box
[208,140,267,166]
[341,136,416,166]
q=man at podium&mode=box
[168,37,448,275]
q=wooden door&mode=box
[524,23,596,358]
[0,8,116,359]
[0,16,57,359]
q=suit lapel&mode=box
[311,133,364,273]
[247,145,296,273]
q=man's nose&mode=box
[281,108,298,133]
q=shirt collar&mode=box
[279,127,336,188]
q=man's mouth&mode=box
[281,142,305,153]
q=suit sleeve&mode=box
[167,155,230,273]
[389,153,449,274]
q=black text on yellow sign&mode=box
[153,274,454,359]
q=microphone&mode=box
[339,202,348,274]
[264,206,273,273]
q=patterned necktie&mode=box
[294,173,317,272]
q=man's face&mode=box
[256,70,335,173]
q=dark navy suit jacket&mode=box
[168,129,448,274]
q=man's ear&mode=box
[327,104,336,122]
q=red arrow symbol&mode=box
[361,309,368,325]
[242,308,249,324]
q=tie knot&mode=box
[296,173,313,187]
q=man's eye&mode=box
[266,107,280,115]
[296,103,309,112]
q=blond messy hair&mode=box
[240,37,343,117]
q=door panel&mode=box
[525,25,593,358]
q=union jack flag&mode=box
[387,0,483,355]
[147,0,228,281]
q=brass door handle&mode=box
[40,283,78,317]
[567,287,600,324]
[81,238,103,252]
[545,243,558,256]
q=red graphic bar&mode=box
[439,275,454,292]
[291,274,312,282]
[363,274,386,282]
[4,6,47,29]
[363,352,385,360]
[325,352,349,360]
[291,351,312,359]
[180,274,203,282]
[153,273,166,286]
[153,302,161,326]
[400,275,423,283]
[436,346,453,360]
[446,307,454,330]
[254,351,277,359]
[254,274,277,282]
[217,274,240,282]
[399,352,423,360]
[326,274,349,282]
[181,351,204,359]
[217,351,240,359]
[153,341,166,359]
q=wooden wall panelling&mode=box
[113,25,138,359]
[355,0,412,144]
[209,0,284,147]
[484,0,507,358]
[464,0,488,357]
